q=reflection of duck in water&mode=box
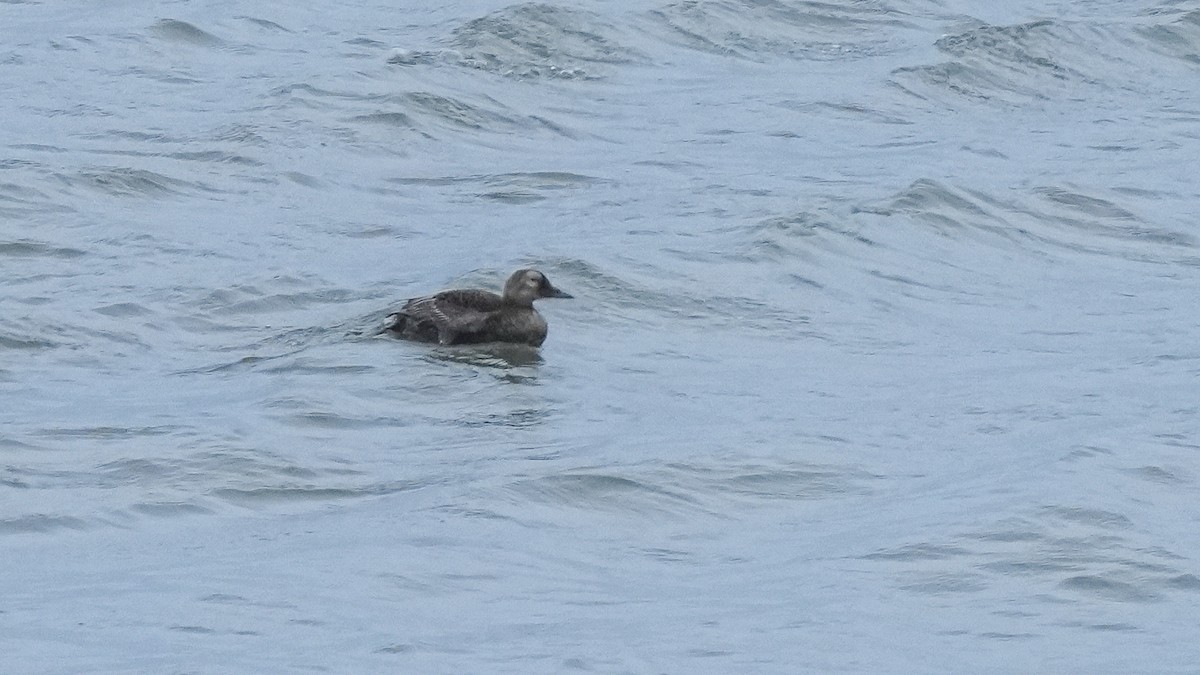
[384,269,572,347]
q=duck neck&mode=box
[502,294,535,309]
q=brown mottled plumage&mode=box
[384,269,572,346]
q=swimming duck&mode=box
[384,269,572,346]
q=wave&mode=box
[54,165,221,199]
[853,179,1195,262]
[1136,9,1200,63]
[892,13,1200,106]
[496,457,875,520]
[273,84,576,141]
[861,504,1199,606]
[384,171,607,203]
[448,3,645,79]
[647,0,914,61]
[147,19,225,48]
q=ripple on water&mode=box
[239,16,292,33]
[0,240,87,259]
[55,166,222,199]
[855,178,1013,241]
[525,258,806,337]
[934,20,1074,75]
[500,458,874,520]
[39,425,185,440]
[183,278,363,316]
[0,180,58,217]
[1058,575,1164,603]
[669,461,876,502]
[147,19,225,48]
[854,179,1194,262]
[353,91,576,142]
[892,15,1200,106]
[449,3,644,79]
[1135,10,1200,63]
[93,302,155,318]
[1023,186,1196,252]
[0,325,62,351]
[890,21,1083,105]
[861,503,1200,617]
[384,171,607,203]
[2,441,400,534]
[127,501,215,518]
[0,514,90,535]
[646,0,912,61]
[214,481,423,507]
[505,471,706,518]
[743,209,876,267]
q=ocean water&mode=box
[3,0,1200,672]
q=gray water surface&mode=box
[3,1,1200,672]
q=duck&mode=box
[384,269,572,347]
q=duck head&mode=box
[503,269,573,306]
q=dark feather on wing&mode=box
[387,289,504,343]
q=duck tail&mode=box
[380,312,405,335]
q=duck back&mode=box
[386,289,506,344]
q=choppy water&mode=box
[3,0,1200,672]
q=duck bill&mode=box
[546,284,573,299]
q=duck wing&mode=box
[390,289,503,343]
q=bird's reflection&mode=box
[424,342,544,370]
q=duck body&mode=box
[385,269,571,347]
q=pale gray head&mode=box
[502,268,573,307]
